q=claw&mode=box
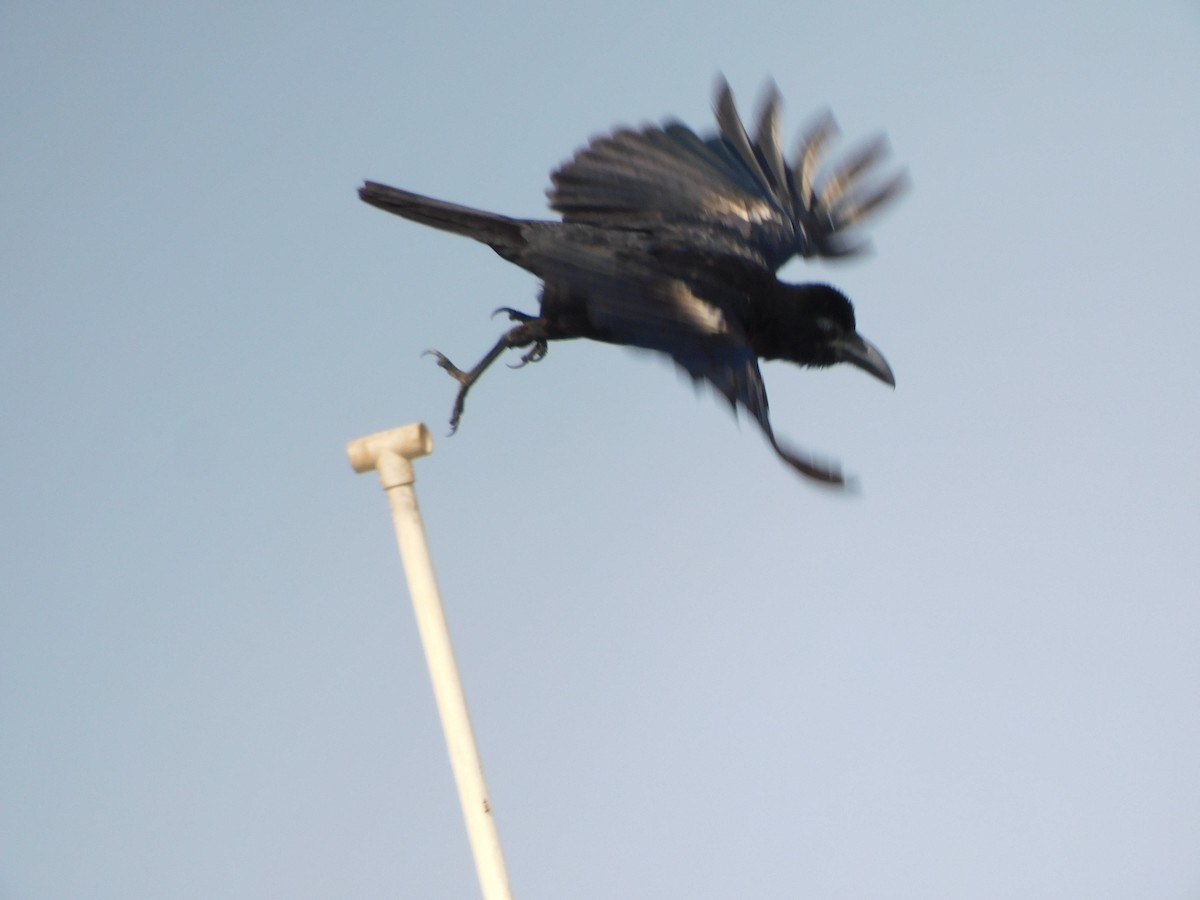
[423,349,470,384]
[492,306,537,323]
[507,340,548,369]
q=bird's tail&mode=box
[358,181,527,257]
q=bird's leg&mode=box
[425,318,549,433]
[493,307,547,366]
[487,306,551,369]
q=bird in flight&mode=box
[360,78,906,485]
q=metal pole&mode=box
[347,423,514,900]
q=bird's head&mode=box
[767,282,895,387]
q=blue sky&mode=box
[3,3,1199,898]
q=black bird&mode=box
[360,79,906,485]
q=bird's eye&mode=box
[816,317,837,336]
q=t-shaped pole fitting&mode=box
[346,423,513,900]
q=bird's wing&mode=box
[548,78,907,272]
[526,239,846,484]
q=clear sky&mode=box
[3,2,1199,898]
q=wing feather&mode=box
[713,79,774,199]
[750,82,792,217]
[793,111,838,209]
[548,78,905,272]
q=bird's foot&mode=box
[424,349,470,384]
[423,322,545,434]
[424,349,474,434]
[508,340,548,369]
[492,306,537,323]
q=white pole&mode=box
[347,423,514,900]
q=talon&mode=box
[492,306,536,323]
[508,340,548,369]
[424,349,470,384]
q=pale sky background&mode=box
[3,3,1200,899]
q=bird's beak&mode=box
[834,333,895,387]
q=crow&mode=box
[359,78,906,485]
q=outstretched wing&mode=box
[525,239,846,484]
[548,77,907,272]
